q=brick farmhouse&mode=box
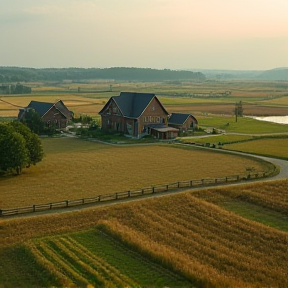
[99,92,198,139]
[18,100,73,129]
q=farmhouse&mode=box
[99,92,179,139]
[18,100,73,129]
[168,113,198,132]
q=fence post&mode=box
[66,200,69,207]
[215,178,217,184]
[142,189,144,195]
[82,198,85,204]
[166,185,168,191]
[226,177,228,182]
[128,191,131,197]
[178,182,180,188]
[50,203,52,210]
[201,179,205,185]
[190,180,193,187]
[0,209,2,216]
[33,205,36,212]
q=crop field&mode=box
[0,180,287,288]
[1,80,288,287]
[223,138,288,159]
[0,137,272,209]
[1,80,288,120]
[192,179,288,231]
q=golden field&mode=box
[0,137,273,209]
[0,179,287,288]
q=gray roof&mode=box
[168,113,198,125]
[26,100,72,118]
[100,92,168,118]
[27,101,54,117]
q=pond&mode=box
[252,116,288,125]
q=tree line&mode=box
[0,67,206,82]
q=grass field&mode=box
[180,134,255,144]
[198,115,288,133]
[0,180,287,288]
[179,135,288,159]
[223,138,288,159]
[0,137,273,209]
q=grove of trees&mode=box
[0,121,44,175]
[0,67,206,82]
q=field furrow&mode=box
[35,241,90,287]
[60,236,137,287]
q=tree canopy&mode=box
[0,121,44,175]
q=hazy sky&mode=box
[0,0,287,70]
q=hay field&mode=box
[0,138,272,209]
[0,180,287,288]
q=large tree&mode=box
[8,121,44,166]
[0,122,44,175]
[20,109,45,134]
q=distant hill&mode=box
[255,68,288,81]
[189,69,263,80]
[192,68,288,81]
[0,67,205,83]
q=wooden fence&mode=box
[0,171,268,217]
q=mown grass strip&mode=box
[218,199,288,232]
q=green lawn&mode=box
[219,200,288,232]
[224,138,288,159]
[198,115,288,134]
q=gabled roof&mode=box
[99,92,169,118]
[27,101,54,117]
[26,100,71,119]
[168,113,198,125]
[55,100,73,119]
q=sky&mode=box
[0,0,287,70]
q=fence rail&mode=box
[0,171,268,217]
